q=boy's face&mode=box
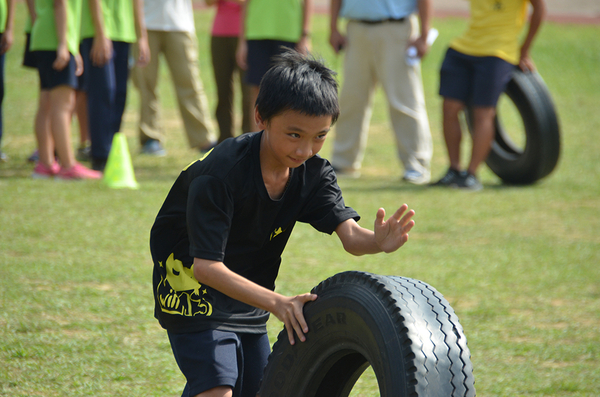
[257,109,332,169]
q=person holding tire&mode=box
[431,0,546,190]
[150,50,416,397]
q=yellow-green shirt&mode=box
[246,0,303,43]
[0,0,7,34]
[30,0,82,55]
[81,0,136,43]
[450,0,529,64]
[25,15,33,34]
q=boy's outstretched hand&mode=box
[374,204,415,253]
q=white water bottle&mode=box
[406,27,439,66]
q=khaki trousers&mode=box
[133,30,216,149]
[332,16,433,174]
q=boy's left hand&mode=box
[273,293,318,346]
[374,204,415,253]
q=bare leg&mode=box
[442,98,465,171]
[75,90,89,147]
[48,86,77,169]
[248,85,260,132]
[35,90,53,167]
[467,106,496,175]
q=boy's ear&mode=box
[255,107,267,130]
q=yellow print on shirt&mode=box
[183,148,214,171]
[270,227,286,240]
[157,253,213,317]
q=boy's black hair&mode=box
[255,49,340,125]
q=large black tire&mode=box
[467,69,561,184]
[258,271,475,397]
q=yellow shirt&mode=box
[450,0,529,64]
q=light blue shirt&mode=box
[339,0,418,21]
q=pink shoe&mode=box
[56,162,102,180]
[32,161,60,179]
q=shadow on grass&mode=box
[338,176,545,193]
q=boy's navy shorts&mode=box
[246,39,296,86]
[168,329,270,397]
[33,51,78,91]
[439,47,515,107]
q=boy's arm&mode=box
[296,0,313,54]
[88,0,112,67]
[519,0,546,72]
[193,257,317,345]
[133,0,150,66]
[0,0,16,54]
[335,204,415,256]
[52,0,70,71]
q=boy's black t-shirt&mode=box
[150,132,360,334]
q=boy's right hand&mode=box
[274,293,318,346]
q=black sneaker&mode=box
[430,168,461,187]
[76,144,91,162]
[91,157,107,172]
[456,172,483,191]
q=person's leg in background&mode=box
[463,57,514,183]
[330,22,377,177]
[442,98,464,172]
[80,37,117,171]
[32,51,100,180]
[432,48,471,187]
[211,35,237,143]
[74,90,91,161]
[32,90,54,174]
[378,17,432,184]
[134,30,166,156]
[111,41,131,136]
[238,65,251,134]
[163,30,216,151]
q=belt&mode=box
[354,17,406,25]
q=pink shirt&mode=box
[211,1,242,37]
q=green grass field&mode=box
[1,4,599,396]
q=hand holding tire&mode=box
[273,293,318,346]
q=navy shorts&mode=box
[168,329,270,397]
[22,33,37,69]
[439,47,515,107]
[34,51,78,90]
[246,39,296,86]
